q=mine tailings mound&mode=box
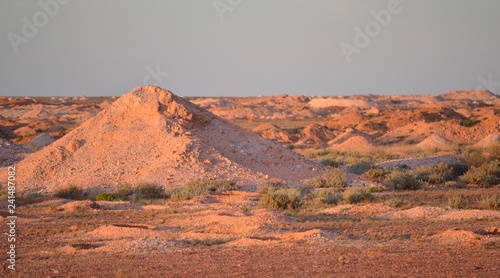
[6,86,322,193]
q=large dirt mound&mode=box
[8,86,321,193]
[440,90,497,101]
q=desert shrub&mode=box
[465,152,491,168]
[23,192,43,199]
[416,162,454,185]
[447,162,469,178]
[264,178,286,189]
[315,190,339,205]
[363,168,389,183]
[478,194,500,210]
[343,188,372,204]
[462,160,500,187]
[385,197,403,208]
[186,179,238,193]
[259,187,304,210]
[348,162,373,175]
[460,119,481,127]
[96,193,116,201]
[383,169,422,191]
[320,159,340,167]
[305,169,347,189]
[135,182,166,199]
[444,181,467,189]
[115,183,135,199]
[366,185,382,193]
[447,195,467,209]
[491,143,500,160]
[54,185,85,200]
[169,187,199,201]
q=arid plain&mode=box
[1,86,499,277]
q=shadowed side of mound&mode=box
[6,86,322,193]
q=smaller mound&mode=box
[252,123,292,143]
[330,136,374,151]
[475,134,500,148]
[298,124,337,144]
[58,200,100,212]
[24,133,55,152]
[417,135,452,150]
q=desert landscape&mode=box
[0,86,499,277]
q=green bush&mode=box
[478,194,500,210]
[348,162,373,175]
[367,186,382,193]
[462,160,500,187]
[96,193,116,201]
[135,182,166,199]
[305,169,347,189]
[447,195,467,209]
[259,187,304,210]
[460,119,481,127]
[363,168,389,183]
[315,190,339,205]
[55,185,85,200]
[383,169,422,191]
[416,162,454,185]
[343,188,372,204]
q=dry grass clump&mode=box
[383,169,422,191]
[478,194,500,210]
[444,181,467,189]
[385,197,403,208]
[305,169,347,189]
[314,190,340,205]
[447,194,467,209]
[363,168,389,183]
[462,160,500,187]
[343,188,372,204]
[54,185,85,200]
[319,159,340,167]
[259,187,305,210]
[169,179,238,201]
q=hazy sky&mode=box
[1,0,499,97]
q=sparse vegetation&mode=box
[115,183,135,200]
[383,169,422,191]
[416,162,455,185]
[314,190,339,205]
[320,159,340,167]
[444,181,467,189]
[343,188,372,204]
[348,162,373,175]
[462,160,500,187]
[96,193,116,201]
[478,194,500,210]
[385,197,403,208]
[460,119,481,127]
[187,179,238,193]
[305,169,347,189]
[447,195,467,209]
[363,168,388,183]
[135,182,166,199]
[54,185,85,200]
[259,187,304,210]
